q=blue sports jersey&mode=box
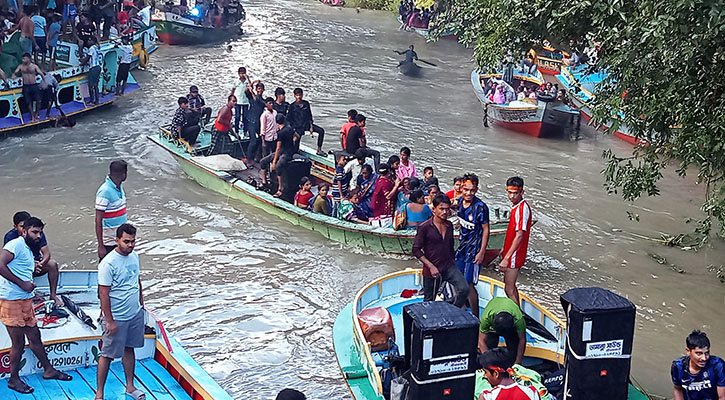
[455,196,490,263]
[671,356,725,400]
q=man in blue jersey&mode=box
[672,330,725,400]
[455,173,490,317]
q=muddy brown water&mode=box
[0,0,723,397]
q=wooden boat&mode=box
[396,15,457,40]
[528,46,570,76]
[398,61,421,77]
[0,270,232,400]
[555,65,638,145]
[332,269,653,399]
[152,9,244,45]
[147,127,508,257]
[0,34,140,135]
[54,24,158,70]
[471,69,580,138]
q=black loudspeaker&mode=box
[560,287,636,400]
[403,301,478,400]
[280,156,312,204]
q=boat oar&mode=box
[418,59,437,67]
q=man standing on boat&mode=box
[244,80,266,166]
[0,217,72,395]
[260,114,297,197]
[81,36,102,106]
[499,177,532,306]
[230,67,250,134]
[671,330,725,400]
[413,194,469,308]
[96,223,146,400]
[273,87,289,116]
[12,52,46,122]
[287,87,326,156]
[455,173,490,317]
[395,44,418,67]
[95,160,128,260]
[260,97,278,158]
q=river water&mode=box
[0,0,723,398]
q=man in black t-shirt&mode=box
[75,14,97,47]
[345,114,380,171]
[260,114,298,197]
[272,87,289,116]
[244,80,267,164]
[286,88,326,156]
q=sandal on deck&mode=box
[126,389,146,400]
[43,370,72,381]
[8,381,34,394]
[273,191,283,198]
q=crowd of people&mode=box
[398,0,438,30]
[484,77,563,106]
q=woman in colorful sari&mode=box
[357,164,378,218]
[396,177,411,212]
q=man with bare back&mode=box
[12,53,46,122]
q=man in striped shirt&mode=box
[499,176,532,306]
[95,160,128,260]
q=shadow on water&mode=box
[0,0,724,397]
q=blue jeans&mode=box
[235,104,249,134]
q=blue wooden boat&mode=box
[332,269,652,399]
[471,69,580,139]
[0,32,143,135]
[0,270,232,400]
[555,66,637,144]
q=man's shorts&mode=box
[0,299,37,327]
[19,35,32,55]
[22,83,42,103]
[34,36,46,55]
[87,65,101,87]
[456,259,480,285]
[100,308,145,359]
[116,62,130,83]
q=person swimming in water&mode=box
[395,45,418,67]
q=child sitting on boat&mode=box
[293,177,314,210]
[337,189,368,224]
[311,183,334,216]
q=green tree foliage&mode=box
[435,0,725,238]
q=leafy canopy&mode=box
[435,0,725,238]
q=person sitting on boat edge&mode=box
[331,153,350,206]
[171,96,200,145]
[412,194,469,307]
[671,330,725,400]
[312,182,334,216]
[207,94,237,156]
[337,188,368,224]
[405,189,432,229]
[287,87,326,156]
[456,172,491,318]
[0,216,73,394]
[96,223,146,400]
[478,348,539,400]
[259,114,297,197]
[294,177,314,210]
[479,297,526,365]
[186,85,212,126]
[395,45,418,67]
[4,211,63,306]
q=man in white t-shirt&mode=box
[115,35,133,96]
[96,223,145,400]
[0,217,72,394]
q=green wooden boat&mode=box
[333,269,655,400]
[147,128,508,255]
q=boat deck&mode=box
[0,358,192,400]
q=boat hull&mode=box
[154,17,243,45]
[398,61,421,77]
[148,132,507,256]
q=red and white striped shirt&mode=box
[480,382,540,400]
[502,199,532,269]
